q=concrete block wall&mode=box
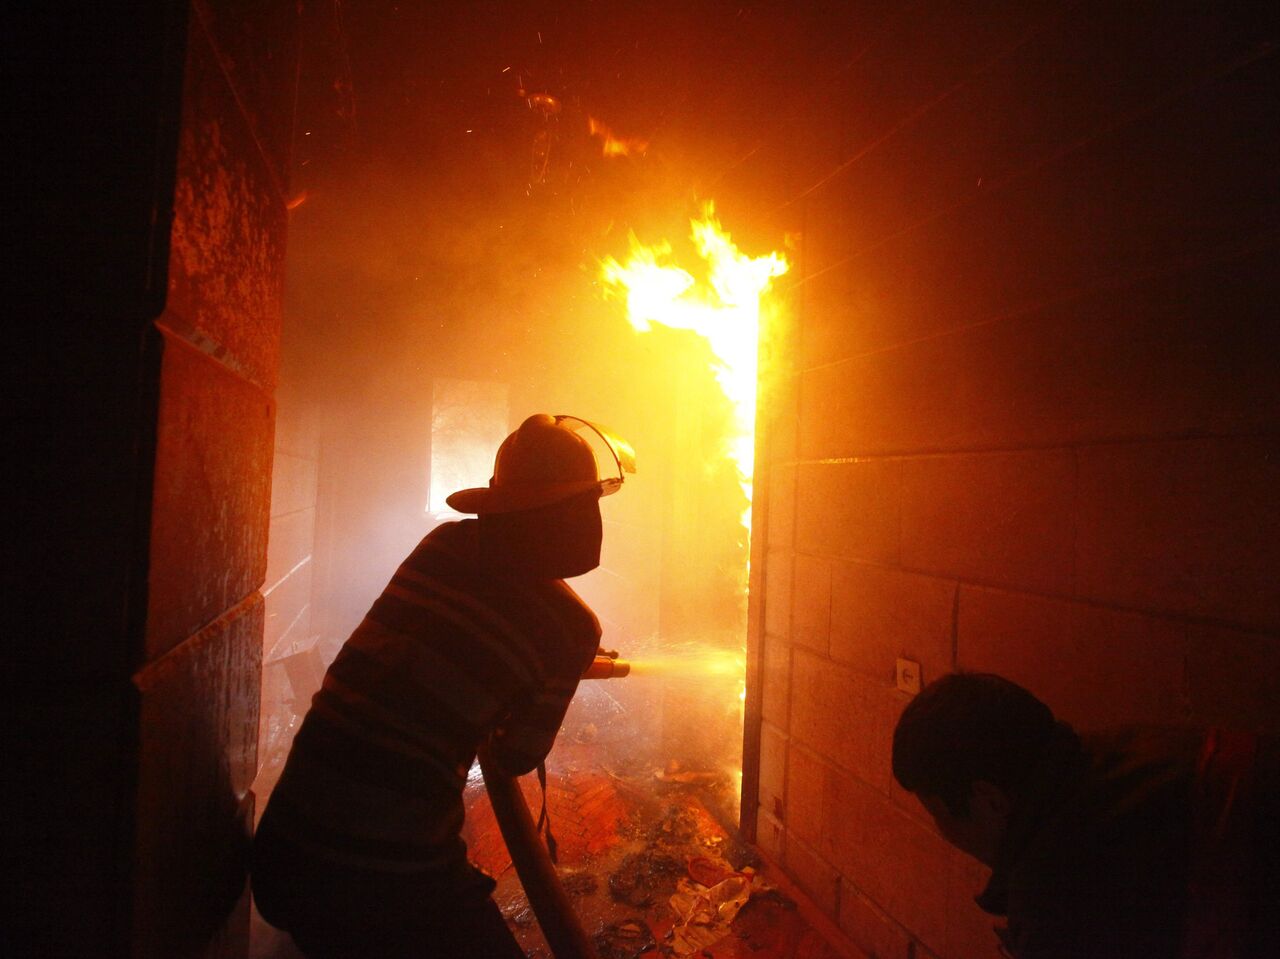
[256,367,321,806]
[740,4,1279,958]
[129,2,295,955]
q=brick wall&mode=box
[739,4,1279,958]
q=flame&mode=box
[599,203,788,530]
[588,116,649,157]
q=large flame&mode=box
[600,204,788,531]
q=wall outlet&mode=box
[895,658,922,695]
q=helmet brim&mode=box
[445,478,605,515]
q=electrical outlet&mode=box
[895,658,922,695]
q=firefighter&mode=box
[252,414,632,958]
[892,672,1279,958]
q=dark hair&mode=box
[892,672,1063,816]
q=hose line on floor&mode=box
[477,744,600,959]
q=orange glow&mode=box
[587,116,649,157]
[599,203,788,533]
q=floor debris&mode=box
[668,873,752,956]
[456,726,844,958]
[595,918,658,959]
[608,850,684,907]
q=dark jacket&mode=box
[253,519,600,942]
[978,725,1277,959]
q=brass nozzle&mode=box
[582,655,631,680]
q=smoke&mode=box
[264,0,785,803]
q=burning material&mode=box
[588,116,649,157]
[600,204,788,534]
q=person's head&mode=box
[891,672,1060,865]
[477,490,602,578]
[446,414,614,579]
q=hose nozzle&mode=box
[582,654,630,680]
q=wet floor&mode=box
[465,739,847,959]
[251,682,848,959]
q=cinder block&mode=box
[800,0,1280,364]
[784,742,828,849]
[825,769,944,951]
[804,39,1279,370]
[799,255,1280,460]
[132,595,262,958]
[795,460,901,565]
[825,768,995,959]
[1187,623,1280,733]
[269,450,319,519]
[900,449,1075,596]
[758,720,789,821]
[799,351,940,460]
[957,586,1187,728]
[761,635,792,728]
[272,381,322,461]
[830,561,955,686]
[263,558,313,658]
[796,265,854,374]
[837,882,913,959]
[791,554,832,654]
[147,331,274,658]
[264,506,315,591]
[166,23,286,393]
[767,463,797,550]
[764,551,794,639]
[1076,437,1280,632]
[765,371,800,467]
[756,808,786,864]
[790,651,899,794]
[786,835,842,919]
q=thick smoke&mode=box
[262,0,785,811]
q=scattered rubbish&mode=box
[608,850,684,907]
[594,918,657,959]
[651,805,700,844]
[686,854,739,888]
[560,871,599,897]
[668,873,752,956]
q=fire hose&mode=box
[477,653,631,959]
